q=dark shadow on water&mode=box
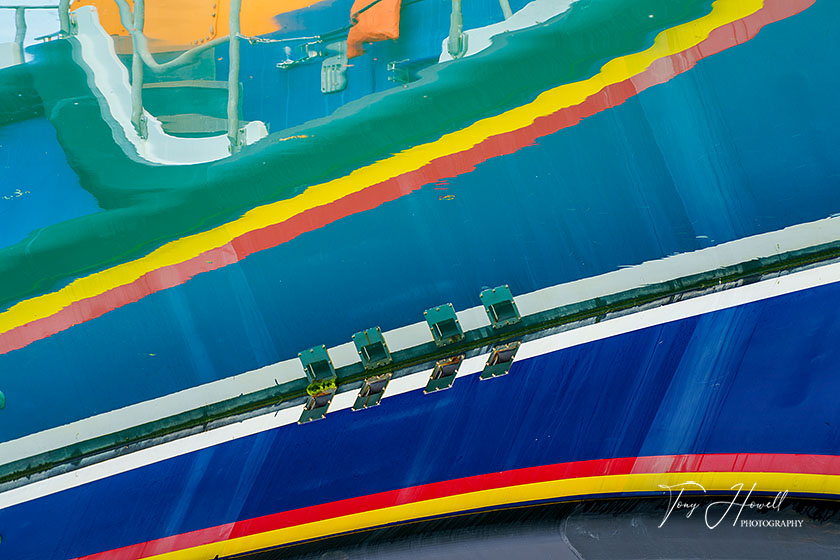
[234,497,840,560]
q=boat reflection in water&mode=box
[0,0,839,559]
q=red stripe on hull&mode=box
[74,451,840,560]
[0,0,814,355]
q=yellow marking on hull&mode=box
[0,0,763,339]
[138,470,840,559]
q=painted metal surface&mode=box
[2,218,838,473]
[1,277,840,558]
[233,499,840,560]
[0,118,102,249]
[0,0,839,556]
[0,0,836,445]
[3,258,839,508]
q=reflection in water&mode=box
[1,188,30,200]
[247,500,840,560]
[0,2,839,558]
[0,0,837,442]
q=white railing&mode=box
[4,0,246,151]
[0,2,62,65]
[110,0,241,149]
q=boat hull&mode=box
[2,269,840,559]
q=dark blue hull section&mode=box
[2,0,840,442]
[2,278,840,559]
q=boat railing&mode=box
[12,5,25,62]
[2,0,247,151]
[447,0,514,59]
[227,0,240,149]
[499,0,513,20]
[448,0,466,58]
[4,0,521,152]
[58,0,69,34]
[111,0,242,147]
[0,2,64,65]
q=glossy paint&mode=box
[1,0,836,443]
[0,118,102,249]
[1,278,840,558]
[70,0,328,50]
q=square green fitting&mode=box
[480,285,521,328]
[353,372,392,410]
[352,327,392,370]
[424,303,464,346]
[298,344,336,383]
[425,355,463,393]
[299,390,335,424]
[481,341,521,379]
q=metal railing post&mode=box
[114,0,227,73]
[13,7,25,63]
[448,0,465,58]
[130,0,146,138]
[58,0,70,35]
[499,0,513,20]
[227,0,242,151]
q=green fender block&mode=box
[424,303,464,347]
[425,355,463,393]
[353,373,392,410]
[481,341,522,379]
[299,389,336,424]
[298,344,336,384]
[352,327,392,370]
[480,285,521,328]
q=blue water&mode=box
[1,0,839,442]
[225,0,534,131]
[2,279,840,559]
[0,118,102,249]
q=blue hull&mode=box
[0,0,839,557]
[2,273,840,558]
[1,0,839,442]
